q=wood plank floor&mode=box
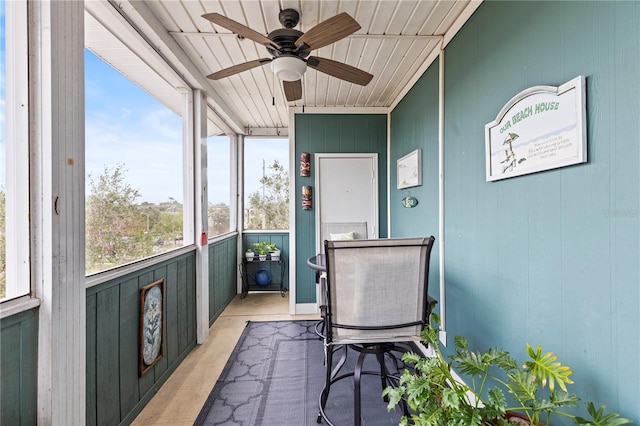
[132,293,320,425]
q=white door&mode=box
[315,153,378,254]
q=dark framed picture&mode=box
[139,279,165,376]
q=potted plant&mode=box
[268,243,280,261]
[245,248,255,261]
[383,314,632,426]
[252,241,270,261]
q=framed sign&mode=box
[485,76,587,181]
[139,279,165,376]
[397,149,422,189]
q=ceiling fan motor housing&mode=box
[268,10,308,82]
[266,29,308,57]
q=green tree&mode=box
[86,164,153,273]
[208,202,230,236]
[138,201,163,233]
[246,160,289,230]
[154,210,183,244]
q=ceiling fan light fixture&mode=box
[271,56,307,82]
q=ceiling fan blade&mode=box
[206,58,272,80]
[283,80,303,102]
[295,12,360,51]
[202,13,280,50]
[307,56,373,86]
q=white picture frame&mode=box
[397,149,422,189]
[485,75,587,182]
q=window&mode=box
[243,138,289,230]
[85,50,183,274]
[1,0,30,302]
[207,135,232,236]
[0,0,7,300]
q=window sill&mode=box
[0,296,41,320]
[86,245,197,288]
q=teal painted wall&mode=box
[208,235,239,324]
[390,60,441,302]
[0,235,239,425]
[242,232,290,293]
[0,308,38,426]
[86,251,197,425]
[295,114,388,303]
[390,1,639,423]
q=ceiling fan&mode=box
[202,9,374,102]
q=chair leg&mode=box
[383,347,411,418]
[331,345,348,380]
[318,345,349,424]
[353,350,369,426]
[318,343,333,418]
[376,351,391,402]
[320,344,404,425]
[317,349,330,423]
[386,346,401,373]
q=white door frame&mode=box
[314,153,379,255]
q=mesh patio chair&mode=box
[314,222,369,339]
[317,236,436,426]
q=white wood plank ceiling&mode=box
[85,1,481,135]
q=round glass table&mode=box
[306,254,326,272]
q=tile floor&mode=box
[131,292,320,425]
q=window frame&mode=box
[1,0,31,304]
[242,136,290,231]
[206,134,234,238]
[83,50,187,276]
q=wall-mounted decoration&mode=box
[139,279,164,376]
[397,149,422,189]
[485,75,587,182]
[300,152,310,176]
[402,193,419,208]
[301,185,312,210]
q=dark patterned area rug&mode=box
[194,320,409,426]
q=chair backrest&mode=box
[324,236,435,345]
[320,222,368,253]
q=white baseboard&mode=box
[295,303,319,315]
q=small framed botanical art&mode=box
[397,149,422,189]
[139,279,165,376]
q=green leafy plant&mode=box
[266,242,279,253]
[251,241,277,255]
[383,314,632,426]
